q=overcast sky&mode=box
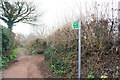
[0,0,120,35]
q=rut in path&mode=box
[2,48,44,78]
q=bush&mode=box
[27,38,47,55]
[0,54,17,70]
[0,24,13,56]
[44,16,119,78]
[0,24,16,70]
[44,42,78,78]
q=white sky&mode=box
[0,0,120,35]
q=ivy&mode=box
[0,24,12,56]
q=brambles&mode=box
[43,14,120,78]
[44,42,78,78]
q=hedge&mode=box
[0,24,15,56]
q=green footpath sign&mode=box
[71,21,79,29]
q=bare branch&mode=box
[0,1,39,30]
[0,16,8,23]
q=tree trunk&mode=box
[7,21,14,31]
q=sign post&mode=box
[71,20,81,80]
[118,1,120,37]
[118,1,120,21]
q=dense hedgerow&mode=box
[0,25,12,56]
[43,16,120,78]
[26,37,47,55]
[0,24,16,70]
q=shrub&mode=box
[27,38,47,55]
[0,24,16,70]
[1,54,17,70]
[44,16,119,78]
[0,24,12,56]
[44,42,78,78]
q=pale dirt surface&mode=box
[2,48,44,78]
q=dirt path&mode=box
[2,48,44,78]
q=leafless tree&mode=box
[0,0,40,31]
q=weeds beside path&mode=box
[2,48,44,78]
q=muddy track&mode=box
[2,48,44,78]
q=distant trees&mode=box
[15,33,25,41]
[15,33,27,47]
[0,0,39,31]
[32,24,46,37]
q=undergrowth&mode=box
[22,1,120,78]
[0,24,17,70]
[0,54,17,70]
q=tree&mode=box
[32,24,46,37]
[0,0,38,31]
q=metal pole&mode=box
[78,19,81,80]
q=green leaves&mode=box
[1,56,10,68]
[0,25,17,71]
[9,54,17,60]
[0,54,17,70]
[1,24,12,56]
[88,75,94,78]
[31,51,37,55]
[87,69,95,78]
[13,48,20,54]
[53,70,59,76]
[118,68,120,73]
[51,65,55,69]
[44,44,77,78]
[53,70,66,76]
